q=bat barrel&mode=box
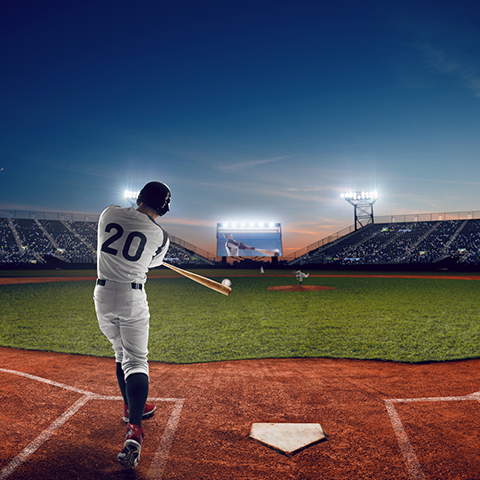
[163,262,231,296]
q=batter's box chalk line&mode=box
[0,368,184,480]
[384,391,480,480]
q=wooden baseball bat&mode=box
[254,248,280,256]
[162,262,232,296]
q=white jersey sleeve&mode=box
[97,205,169,284]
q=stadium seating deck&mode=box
[0,217,215,267]
[290,219,480,267]
[2,216,480,269]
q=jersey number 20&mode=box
[101,223,147,262]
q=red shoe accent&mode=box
[123,403,156,422]
[118,423,144,469]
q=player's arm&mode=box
[238,242,255,250]
[227,238,255,251]
[149,230,170,268]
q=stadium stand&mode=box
[289,219,480,269]
[0,216,216,268]
[2,213,480,270]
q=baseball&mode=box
[221,278,232,287]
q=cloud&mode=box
[420,43,480,98]
[465,76,480,99]
[420,44,459,73]
[389,2,480,99]
[160,217,213,228]
[414,176,480,187]
[216,156,289,172]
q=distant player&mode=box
[223,233,256,256]
[94,181,171,469]
[260,266,264,274]
[293,270,309,288]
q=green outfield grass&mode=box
[1,269,480,363]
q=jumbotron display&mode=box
[217,222,283,257]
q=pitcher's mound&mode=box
[267,285,337,292]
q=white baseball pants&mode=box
[94,280,150,379]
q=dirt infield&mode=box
[2,348,480,479]
[2,272,480,479]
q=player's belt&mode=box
[96,279,143,290]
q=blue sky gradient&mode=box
[1,0,480,255]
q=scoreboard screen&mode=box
[216,223,283,257]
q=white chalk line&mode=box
[0,368,184,480]
[384,400,426,480]
[0,394,91,480]
[148,399,185,479]
[384,391,480,480]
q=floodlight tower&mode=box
[341,191,379,231]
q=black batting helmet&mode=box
[137,181,171,217]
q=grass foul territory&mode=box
[1,271,480,363]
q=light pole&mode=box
[341,191,379,231]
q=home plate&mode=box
[249,423,326,455]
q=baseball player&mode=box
[293,270,309,288]
[224,233,256,256]
[93,181,171,469]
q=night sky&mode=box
[1,0,479,256]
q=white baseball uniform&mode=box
[225,238,253,256]
[295,270,309,285]
[94,205,169,379]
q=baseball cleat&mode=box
[123,403,156,422]
[118,423,144,469]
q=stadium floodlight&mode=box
[341,190,379,231]
[124,190,140,200]
[218,222,281,233]
[123,189,140,208]
[341,191,378,201]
